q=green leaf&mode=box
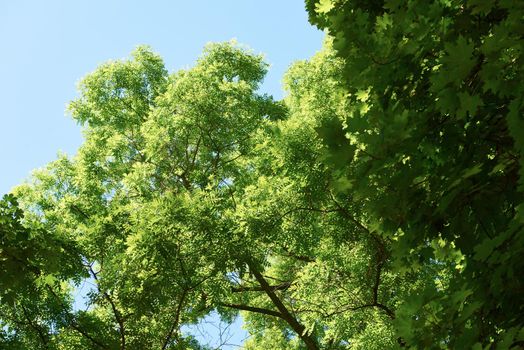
[315,0,334,14]
[462,164,482,179]
[457,92,482,119]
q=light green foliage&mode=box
[2,2,523,348]
[5,42,297,349]
[5,40,406,349]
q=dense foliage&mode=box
[306,0,524,348]
[1,1,523,349]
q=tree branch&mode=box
[278,245,315,263]
[45,285,109,349]
[218,302,283,319]
[327,302,395,319]
[162,289,188,350]
[329,194,395,320]
[20,305,49,348]
[89,265,126,350]
[247,261,319,350]
[231,281,291,293]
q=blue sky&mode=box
[0,0,324,347]
[0,0,324,195]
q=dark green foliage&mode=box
[305,0,524,348]
[0,194,87,349]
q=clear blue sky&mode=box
[0,0,324,195]
[0,0,324,347]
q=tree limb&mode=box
[231,281,291,293]
[247,261,319,350]
[218,302,283,319]
[89,265,126,350]
[162,289,188,350]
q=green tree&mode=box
[0,194,85,349]
[6,41,409,350]
[4,1,524,347]
[305,0,524,348]
[10,42,312,349]
[5,40,437,350]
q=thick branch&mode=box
[247,261,319,350]
[369,232,394,319]
[218,302,283,319]
[372,261,383,305]
[231,282,291,293]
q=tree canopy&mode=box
[1,1,524,349]
[305,0,524,347]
